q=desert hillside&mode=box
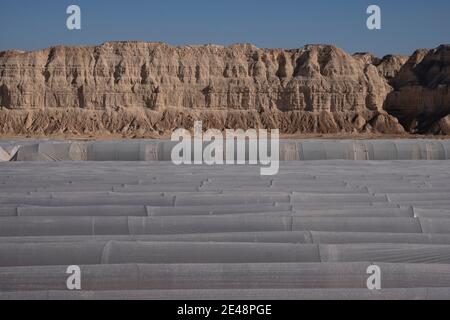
[0,42,448,137]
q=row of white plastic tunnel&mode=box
[2,160,450,299]
[1,139,450,161]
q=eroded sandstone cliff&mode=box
[0,41,441,137]
[384,45,450,134]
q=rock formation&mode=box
[0,41,447,137]
[384,45,450,134]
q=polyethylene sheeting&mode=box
[2,262,450,291]
[419,218,450,234]
[14,141,161,161]
[2,288,449,300]
[16,205,148,217]
[0,242,321,267]
[0,216,293,236]
[101,241,321,264]
[0,242,106,267]
[0,217,131,236]
[297,140,450,160]
[86,141,161,161]
[5,231,450,246]
[6,241,450,266]
[6,139,450,161]
[128,216,294,235]
[2,160,450,299]
[292,217,422,233]
[146,204,293,216]
[320,244,450,264]
[15,143,87,161]
[0,232,314,245]
[311,232,450,245]
[0,216,428,237]
[0,207,16,217]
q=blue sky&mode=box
[0,0,448,57]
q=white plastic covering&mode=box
[1,160,450,299]
[6,139,450,161]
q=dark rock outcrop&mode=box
[384,45,450,134]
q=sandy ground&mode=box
[1,132,449,142]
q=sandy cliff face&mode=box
[385,45,450,134]
[0,42,418,136]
